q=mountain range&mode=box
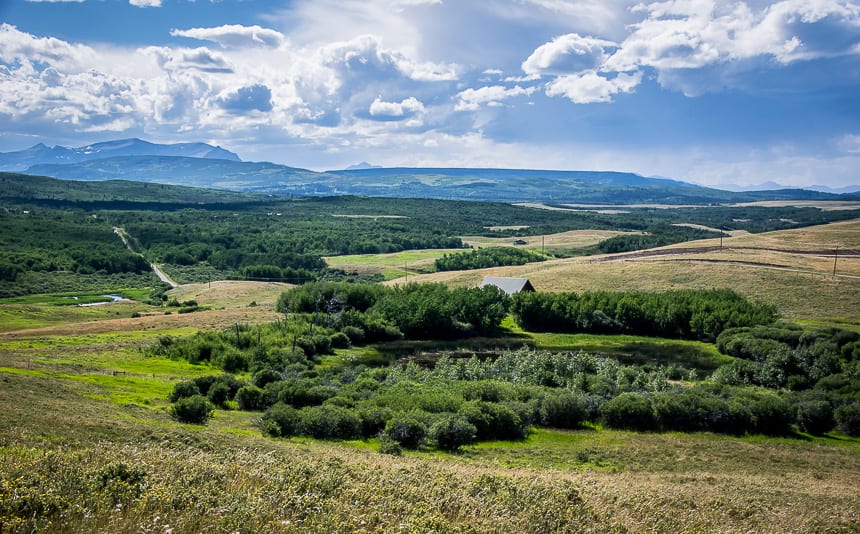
[2,139,858,205]
[0,138,239,172]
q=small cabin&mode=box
[480,276,536,296]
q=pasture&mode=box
[2,212,859,532]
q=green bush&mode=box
[835,403,860,437]
[207,382,231,408]
[429,415,477,451]
[746,395,794,435]
[383,414,428,449]
[330,331,351,349]
[599,393,656,431]
[341,326,365,343]
[252,368,282,388]
[795,400,835,435]
[539,391,588,430]
[458,401,527,441]
[262,402,301,437]
[168,380,200,402]
[215,348,248,373]
[277,380,336,408]
[378,434,403,456]
[299,405,362,440]
[236,385,267,411]
[170,395,213,425]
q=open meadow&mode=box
[2,187,860,532]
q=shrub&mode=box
[168,380,200,402]
[341,326,365,343]
[299,405,362,440]
[746,395,794,435]
[170,395,212,425]
[207,382,231,408]
[378,434,403,456]
[429,415,477,451]
[215,348,248,373]
[330,332,351,349]
[357,405,391,438]
[383,414,428,449]
[278,380,336,408]
[795,400,835,435]
[458,401,526,441]
[599,393,656,431]
[262,402,301,437]
[252,368,282,388]
[835,403,860,437]
[236,385,267,411]
[539,391,588,429]
[193,375,218,396]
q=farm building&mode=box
[480,276,536,295]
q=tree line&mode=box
[434,247,546,271]
[511,289,777,340]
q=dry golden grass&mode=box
[166,280,290,309]
[730,200,860,211]
[665,218,860,251]
[398,221,860,326]
[0,305,281,339]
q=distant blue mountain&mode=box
[0,138,240,172]
[12,140,855,204]
[329,167,689,187]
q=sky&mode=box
[1,0,859,190]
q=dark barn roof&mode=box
[479,276,536,295]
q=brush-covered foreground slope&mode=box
[1,320,858,533]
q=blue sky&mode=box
[1,0,859,189]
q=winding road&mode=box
[113,227,178,288]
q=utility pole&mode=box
[541,235,545,256]
[833,245,839,276]
[405,263,408,283]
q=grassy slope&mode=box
[397,219,860,328]
[1,354,858,532]
[2,221,860,532]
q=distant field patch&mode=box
[672,223,750,237]
[485,225,530,231]
[324,249,462,280]
[167,280,290,310]
[514,202,630,214]
[461,229,639,250]
[731,200,860,211]
[330,214,409,219]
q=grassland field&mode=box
[1,219,859,532]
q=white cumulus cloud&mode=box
[368,96,425,120]
[455,85,536,111]
[545,70,642,103]
[522,33,617,75]
[171,25,287,49]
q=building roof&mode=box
[479,276,535,295]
